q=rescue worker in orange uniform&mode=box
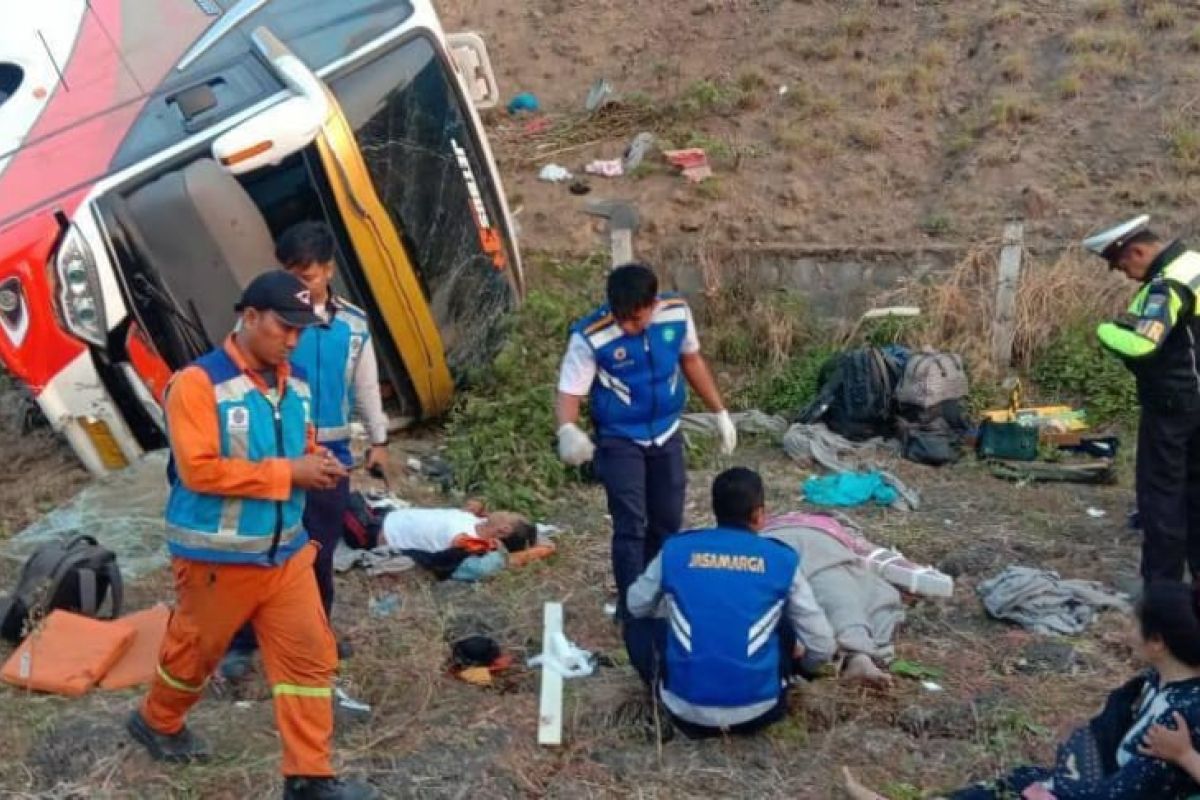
[125,271,377,800]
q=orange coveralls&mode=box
[139,338,337,777]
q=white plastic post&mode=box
[537,602,565,746]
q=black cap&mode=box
[234,270,323,328]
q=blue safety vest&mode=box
[571,294,689,441]
[292,298,372,466]
[659,527,799,707]
[164,348,311,565]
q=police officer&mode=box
[1085,215,1200,584]
[624,468,835,737]
[555,263,737,617]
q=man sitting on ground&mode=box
[624,467,836,737]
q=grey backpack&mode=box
[0,535,123,643]
[896,351,969,410]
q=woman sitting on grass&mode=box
[846,581,1200,799]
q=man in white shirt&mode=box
[379,506,534,553]
[555,264,736,619]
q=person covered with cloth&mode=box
[126,271,375,800]
[555,263,737,620]
[845,581,1200,800]
[222,221,390,679]
[1084,216,1200,587]
[623,467,836,738]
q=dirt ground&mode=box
[435,0,1200,258]
[0,424,1143,799]
[0,1,1188,796]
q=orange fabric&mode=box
[451,534,498,555]
[140,543,337,776]
[2,610,135,697]
[166,336,316,501]
[507,543,557,568]
[99,604,171,690]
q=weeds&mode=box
[1031,325,1138,425]
[1084,0,1120,20]
[1066,28,1142,61]
[991,3,1026,25]
[838,10,871,40]
[991,92,1042,128]
[1189,24,1200,52]
[445,256,599,515]
[1165,113,1200,173]
[845,119,886,151]
[1144,2,1179,30]
[999,51,1031,83]
[1056,73,1083,99]
[920,213,954,237]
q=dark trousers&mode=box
[1136,406,1200,582]
[230,476,349,653]
[595,434,686,617]
[623,616,790,738]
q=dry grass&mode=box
[1189,24,1200,52]
[1055,73,1084,99]
[1066,27,1142,61]
[991,92,1042,129]
[1164,112,1200,174]
[883,246,1128,378]
[1144,2,1180,30]
[1083,0,1121,21]
[991,2,1026,25]
[999,51,1032,83]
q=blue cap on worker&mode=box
[1082,214,1152,262]
[234,270,323,328]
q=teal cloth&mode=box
[451,550,507,582]
[803,471,898,508]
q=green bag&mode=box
[976,420,1039,461]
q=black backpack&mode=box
[0,535,123,643]
[800,347,903,441]
[896,398,972,467]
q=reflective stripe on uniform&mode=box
[316,424,351,443]
[157,664,204,693]
[273,683,333,698]
[1166,251,1200,291]
[166,522,305,553]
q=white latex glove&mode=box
[556,423,596,466]
[716,409,738,455]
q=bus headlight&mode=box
[54,224,107,347]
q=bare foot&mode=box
[842,766,889,800]
[841,653,892,688]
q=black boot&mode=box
[282,776,378,800]
[126,710,210,763]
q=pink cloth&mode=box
[764,512,953,598]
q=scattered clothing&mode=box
[663,148,712,182]
[766,512,953,598]
[332,543,416,577]
[804,471,897,508]
[977,566,1131,636]
[507,91,540,114]
[585,159,624,177]
[450,551,507,582]
[681,410,790,441]
[622,132,655,171]
[782,423,919,510]
[764,520,903,662]
[538,164,572,183]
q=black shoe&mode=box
[283,776,378,800]
[126,710,210,763]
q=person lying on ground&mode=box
[764,517,903,688]
[844,580,1200,800]
[378,503,536,555]
[622,467,836,738]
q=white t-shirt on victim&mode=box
[380,508,485,552]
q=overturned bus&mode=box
[0,0,523,475]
